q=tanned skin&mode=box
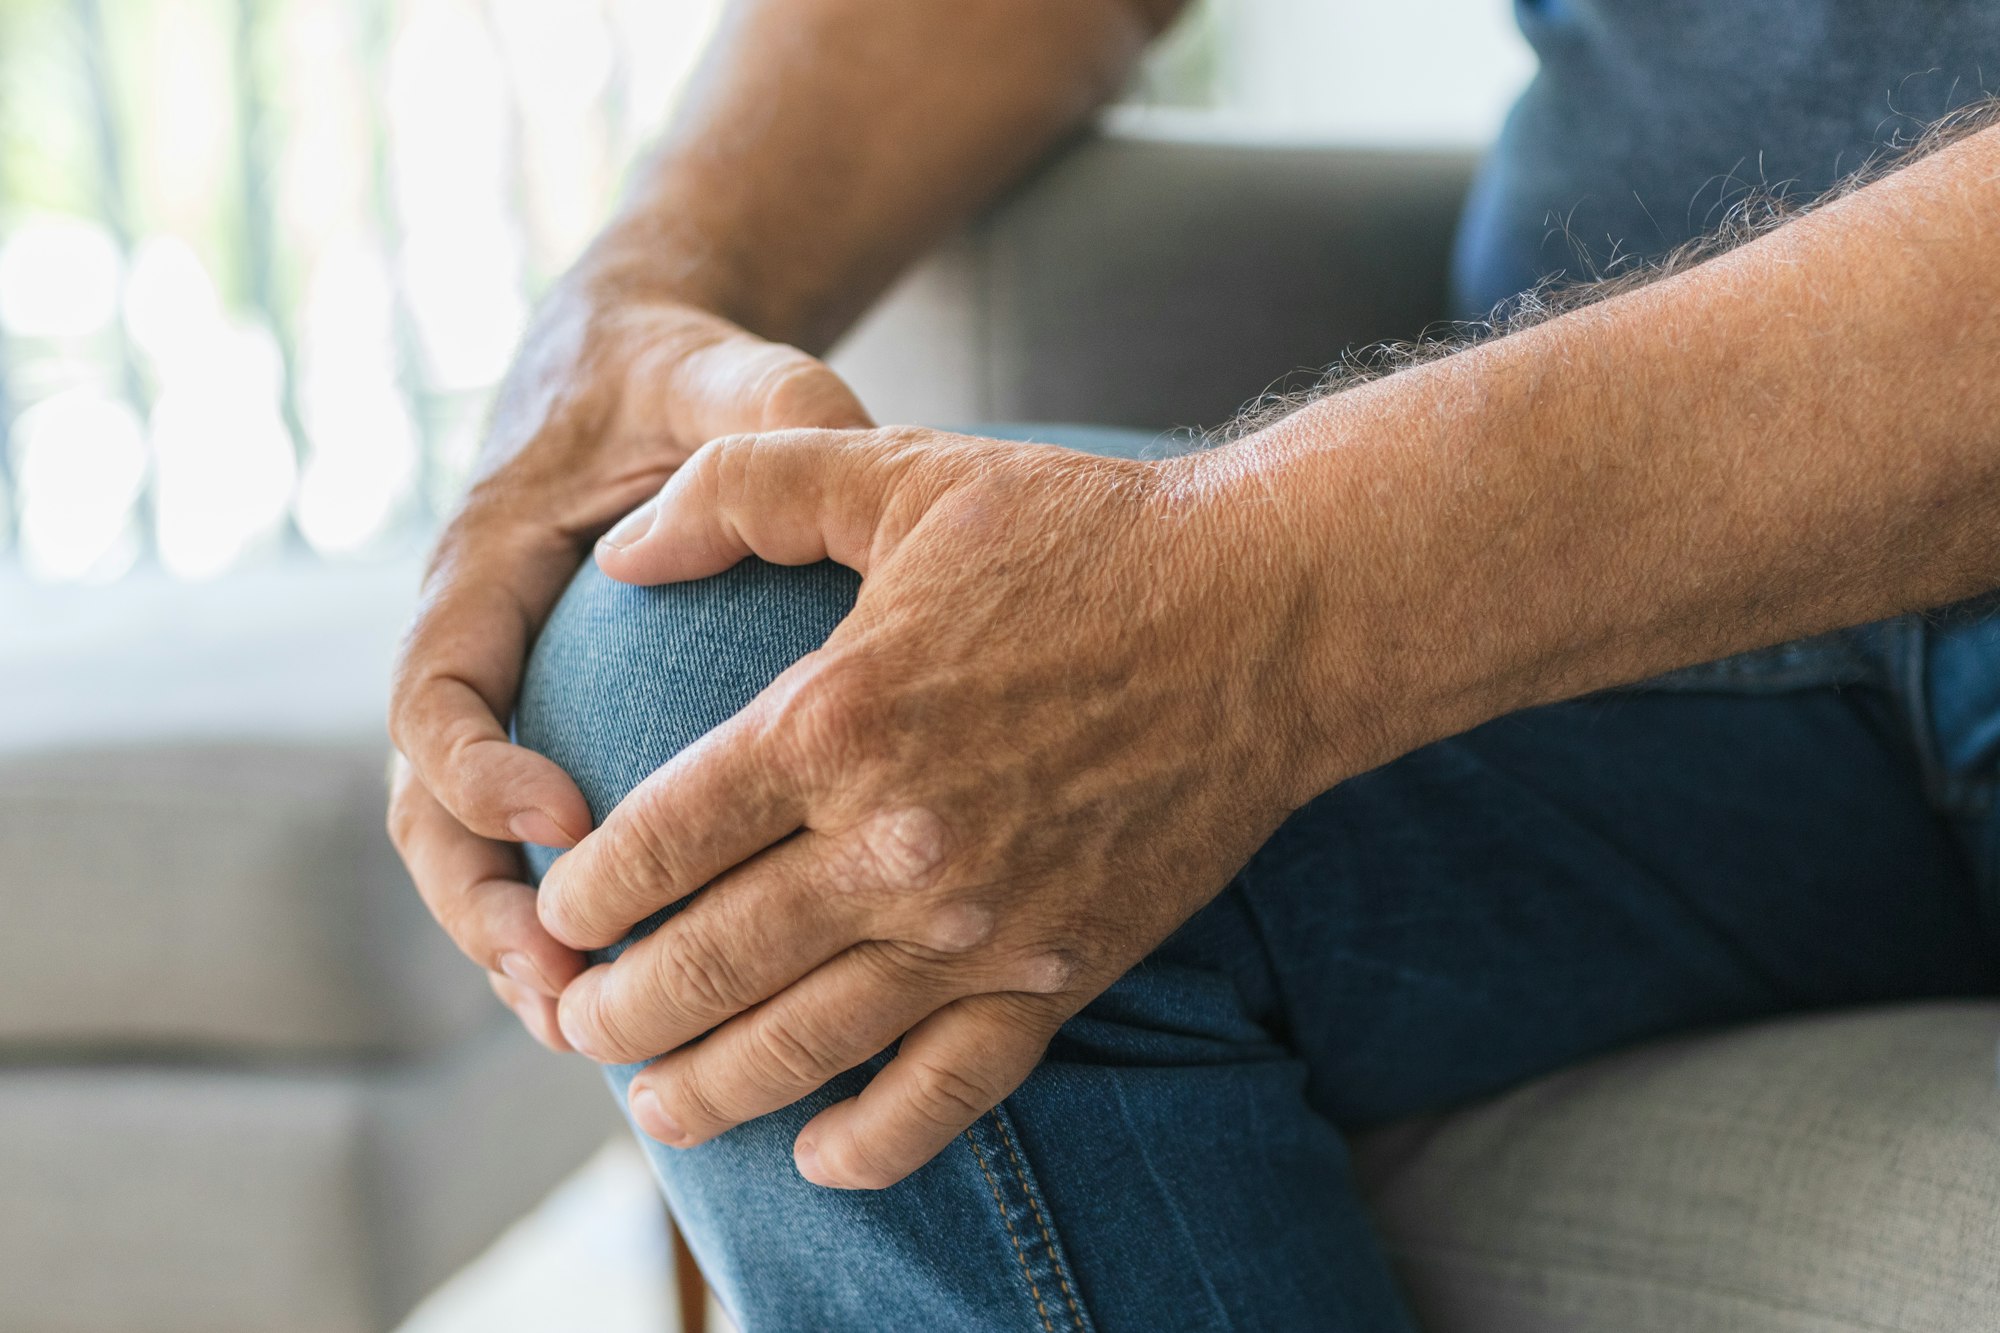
[390,0,2000,1190]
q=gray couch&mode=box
[830,118,2000,1332]
[0,562,619,1333]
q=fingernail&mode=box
[509,809,575,849]
[794,1138,832,1186]
[599,499,658,551]
[632,1087,686,1145]
[498,951,554,997]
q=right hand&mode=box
[387,283,873,1050]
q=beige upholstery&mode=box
[1358,1004,2000,1332]
[836,118,2000,1333]
[0,741,491,1056]
[835,113,1477,433]
[0,560,620,1332]
[0,1023,613,1333]
[1,564,488,1056]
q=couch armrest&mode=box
[832,114,1479,433]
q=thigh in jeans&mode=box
[1238,670,2000,1132]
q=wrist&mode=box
[1190,379,1547,798]
[566,231,746,330]
[572,188,817,348]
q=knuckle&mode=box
[851,808,950,888]
[914,901,994,954]
[753,353,849,428]
[749,1016,836,1089]
[615,797,692,895]
[656,925,749,1020]
[558,794,689,934]
[427,896,486,957]
[669,1062,729,1129]
[406,719,504,823]
[384,641,458,757]
[819,1129,900,1190]
[859,938,951,989]
[536,862,601,944]
[384,787,420,856]
[583,971,664,1059]
[628,776,699,852]
[673,432,728,493]
[435,900,491,957]
[437,719,488,780]
[1016,947,1083,995]
[788,660,869,750]
[903,1057,996,1128]
[384,676,421,752]
[703,429,788,513]
[765,657,879,779]
[558,979,613,1050]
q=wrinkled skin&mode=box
[538,425,1336,1188]
[386,291,870,1051]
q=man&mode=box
[387,1,2000,1328]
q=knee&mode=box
[514,557,859,826]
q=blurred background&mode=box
[0,3,1528,1331]
[0,0,1528,586]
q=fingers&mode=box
[622,940,966,1148]
[389,757,586,997]
[555,829,868,1064]
[389,530,592,846]
[536,706,806,950]
[795,996,1058,1190]
[489,969,571,1053]
[595,429,916,587]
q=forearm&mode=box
[576,0,1181,351]
[1222,120,2000,793]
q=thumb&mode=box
[654,332,874,442]
[594,429,913,587]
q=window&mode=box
[0,0,1530,583]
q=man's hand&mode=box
[387,290,870,1049]
[384,0,1186,1064]
[538,427,1351,1189]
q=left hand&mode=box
[538,425,1343,1189]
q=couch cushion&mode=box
[830,122,1478,433]
[0,558,490,1056]
[0,1017,619,1333]
[1356,1002,2000,1332]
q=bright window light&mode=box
[11,390,149,582]
[124,234,225,371]
[7,0,1520,583]
[150,323,299,580]
[0,217,123,341]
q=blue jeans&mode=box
[516,427,2000,1332]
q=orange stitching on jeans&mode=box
[996,1114,1085,1333]
[967,1119,1057,1333]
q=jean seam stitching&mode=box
[967,1117,1057,1333]
[995,1112,1087,1333]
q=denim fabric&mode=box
[516,427,2000,1331]
[1456,3,2000,315]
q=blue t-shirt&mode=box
[1455,0,2000,315]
